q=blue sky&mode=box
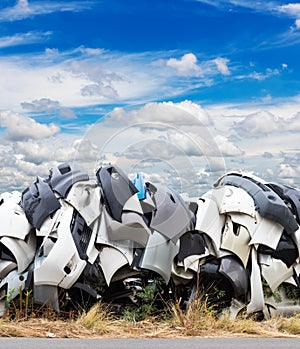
[1,0,300,196]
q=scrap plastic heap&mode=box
[0,162,300,318]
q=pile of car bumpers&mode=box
[0,162,299,318]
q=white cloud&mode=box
[277,3,300,17]
[278,163,298,179]
[0,110,60,140]
[0,31,51,48]
[14,137,99,164]
[246,68,280,81]
[73,101,229,194]
[125,139,179,160]
[0,47,268,112]
[93,101,300,189]
[166,53,203,77]
[81,83,119,99]
[14,157,54,177]
[261,94,272,103]
[106,100,212,127]
[233,109,300,138]
[172,100,212,125]
[2,98,300,194]
[21,98,60,112]
[195,0,277,13]
[296,19,300,29]
[0,131,102,192]
[0,50,171,110]
[196,0,300,18]
[213,57,230,75]
[0,0,93,22]
[233,110,280,137]
[15,140,71,164]
[0,56,122,110]
[166,53,231,79]
[215,135,243,156]
[20,98,77,119]
[78,47,105,55]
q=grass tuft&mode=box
[276,314,300,335]
[76,302,114,335]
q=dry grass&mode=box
[169,299,300,338]
[1,301,300,338]
[0,318,93,338]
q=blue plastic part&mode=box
[131,173,146,200]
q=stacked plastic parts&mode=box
[0,162,194,315]
[0,164,300,318]
[192,171,300,317]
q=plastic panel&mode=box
[149,185,194,243]
[22,177,61,230]
[139,231,179,283]
[216,174,298,234]
[47,162,89,197]
[96,164,138,222]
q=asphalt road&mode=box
[1,337,300,349]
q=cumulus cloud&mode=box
[81,83,119,99]
[215,135,244,156]
[233,110,281,137]
[277,3,300,17]
[21,98,60,112]
[14,137,98,165]
[106,101,212,127]
[166,53,231,79]
[101,102,228,162]
[15,140,70,164]
[166,53,203,77]
[14,157,54,177]
[278,163,298,179]
[70,59,123,85]
[233,110,300,138]
[3,98,300,195]
[0,141,58,191]
[213,57,230,75]
[0,110,60,140]
[124,139,179,160]
[0,132,101,192]
[167,132,207,157]
[171,100,212,125]
[72,100,230,195]
[21,98,77,119]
